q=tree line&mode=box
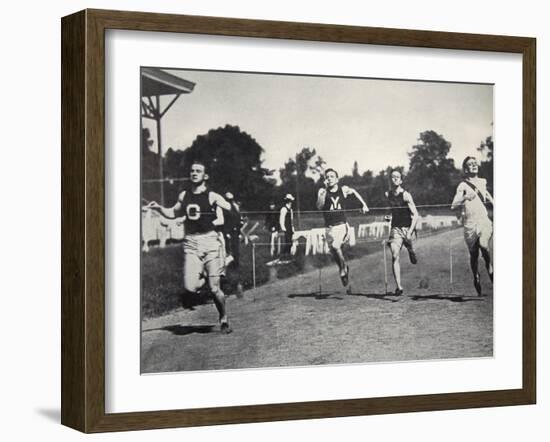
[142,124,493,212]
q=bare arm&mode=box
[316,188,327,210]
[343,186,369,213]
[210,192,231,211]
[450,183,467,210]
[148,193,183,219]
[403,191,419,234]
[211,205,225,227]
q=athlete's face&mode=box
[189,164,207,184]
[325,171,339,187]
[464,158,479,175]
[390,171,402,187]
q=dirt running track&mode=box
[141,229,493,373]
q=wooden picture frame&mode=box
[61,9,536,433]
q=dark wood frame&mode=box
[61,9,536,433]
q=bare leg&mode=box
[480,245,493,283]
[390,242,403,292]
[470,241,482,295]
[330,245,350,289]
[183,253,206,293]
[330,247,346,274]
[208,276,231,333]
[181,255,207,309]
[404,238,417,264]
[181,276,205,307]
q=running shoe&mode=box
[220,322,233,334]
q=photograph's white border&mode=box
[105,29,523,413]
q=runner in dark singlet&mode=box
[148,161,233,333]
[385,169,419,296]
[316,168,369,292]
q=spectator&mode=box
[279,194,295,261]
[223,192,244,267]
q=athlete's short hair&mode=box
[462,156,477,172]
[190,160,208,173]
[390,169,403,178]
[324,168,339,177]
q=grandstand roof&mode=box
[141,67,195,97]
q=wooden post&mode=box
[252,243,256,289]
[449,240,454,293]
[383,240,388,295]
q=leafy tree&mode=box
[362,169,374,183]
[339,162,370,207]
[352,161,360,179]
[279,147,324,213]
[477,135,494,194]
[407,130,461,205]
[141,128,166,202]
[279,147,321,184]
[141,128,154,155]
[343,160,363,186]
[177,125,275,210]
[141,125,475,216]
[141,128,159,179]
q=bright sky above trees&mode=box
[142,69,493,177]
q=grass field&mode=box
[141,228,493,373]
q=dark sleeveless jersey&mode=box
[178,190,216,235]
[387,189,412,228]
[322,186,347,227]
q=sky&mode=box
[142,68,493,178]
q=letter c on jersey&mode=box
[186,203,201,220]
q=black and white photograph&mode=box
[140,67,494,374]
[4,0,546,438]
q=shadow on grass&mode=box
[347,292,401,302]
[288,292,344,300]
[410,294,484,303]
[144,324,216,336]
